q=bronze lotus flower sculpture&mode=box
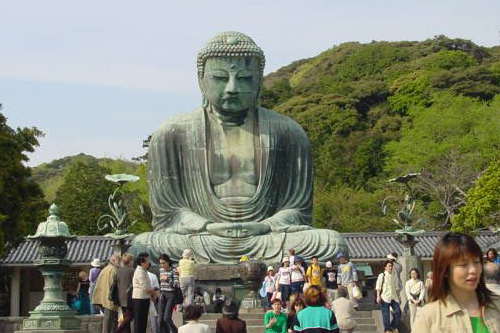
[382,173,425,235]
[98,174,142,239]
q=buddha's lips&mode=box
[223,97,240,103]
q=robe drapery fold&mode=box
[148,107,313,231]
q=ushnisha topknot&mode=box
[197,31,266,78]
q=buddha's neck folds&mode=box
[206,104,250,127]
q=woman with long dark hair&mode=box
[404,268,424,330]
[413,232,500,332]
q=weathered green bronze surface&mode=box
[130,31,347,263]
[18,204,83,332]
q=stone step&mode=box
[200,313,263,320]
[209,326,264,333]
[207,325,378,333]
[199,318,263,328]
[352,318,375,324]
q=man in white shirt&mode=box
[376,260,401,333]
[484,262,500,296]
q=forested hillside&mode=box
[261,35,500,232]
[33,35,500,233]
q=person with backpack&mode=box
[376,260,401,333]
[306,256,323,287]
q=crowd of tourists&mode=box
[262,233,500,333]
[262,249,359,332]
[68,231,500,333]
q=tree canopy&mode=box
[453,159,500,233]
[0,107,46,257]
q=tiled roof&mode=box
[1,236,130,266]
[344,231,500,259]
[2,232,499,265]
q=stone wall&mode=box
[0,315,102,333]
[0,313,183,333]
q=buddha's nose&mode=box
[225,76,238,94]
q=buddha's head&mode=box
[197,32,265,123]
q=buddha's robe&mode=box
[130,107,347,263]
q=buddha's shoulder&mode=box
[153,109,204,135]
[258,107,308,135]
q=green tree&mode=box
[0,107,47,316]
[313,186,396,232]
[0,108,46,257]
[453,160,500,233]
[55,161,116,235]
[385,93,500,227]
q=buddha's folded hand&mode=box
[206,222,270,238]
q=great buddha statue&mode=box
[130,31,347,264]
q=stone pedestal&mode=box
[16,258,82,332]
[395,233,423,307]
[193,262,267,312]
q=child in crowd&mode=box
[306,256,323,287]
[213,288,226,313]
[277,257,292,310]
[194,288,207,313]
[323,261,338,304]
[291,260,306,297]
[265,298,288,333]
[263,266,277,309]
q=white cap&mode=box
[387,254,397,261]
[183,249,194,259]
[282,256,290,263]
[326,261,333,268]
[91,258,101,267]
[267,266,275,272]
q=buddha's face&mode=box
[201,57,261,114]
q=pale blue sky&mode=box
[1,0,499,166]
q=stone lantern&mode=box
[16,204,84,333]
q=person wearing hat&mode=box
[178,249,196,309]
[89,258,102,315]
[92,254,121,333]
[277,257,292,309]
[215,299,247,333]
[262,266,277,309]
[323,261,338,305]
[336,253,359,308]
